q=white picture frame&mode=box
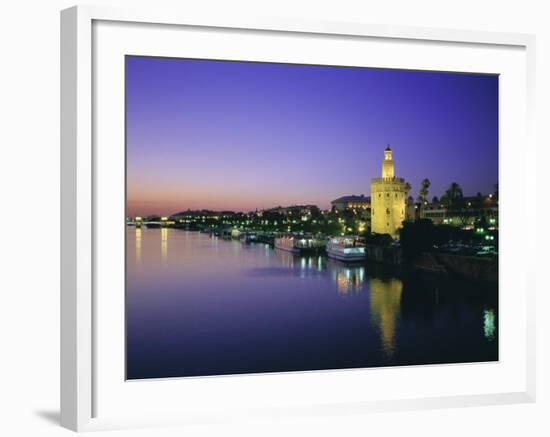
[61,4,537,432]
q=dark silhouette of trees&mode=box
[441,182,464,209]
[399,219,481,263]
[418,178,431,204]
[364,232,393,247]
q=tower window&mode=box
[386,208,390,215]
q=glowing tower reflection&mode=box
[369,277,403,358]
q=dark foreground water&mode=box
[126,228,498,380]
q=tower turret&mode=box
[382,144,394,179]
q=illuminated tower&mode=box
[371,145,408,238]
[382,145,394,178]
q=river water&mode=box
[126,228,498,379]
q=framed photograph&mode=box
[61,5,536,432]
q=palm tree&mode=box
[418,178,431,204]
[474,192,483,208]
[441,182,464,210]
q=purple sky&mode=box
[126,56,498,216]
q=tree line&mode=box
[409,179,498,210]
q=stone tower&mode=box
[371,145,408,238]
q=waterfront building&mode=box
[370,145,409,238]
[420,195,498,229]
[330,194,371,212]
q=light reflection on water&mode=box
[134,227,142,264]
[369,278,402,358]
[331,263,366,295]
[483,309,496,341]
[126,228,498,379]
[161,227,168,262]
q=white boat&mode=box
[326,237,366,261]
[274,236,300,253]
[274,235,324,254]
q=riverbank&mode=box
[365,244,497,282]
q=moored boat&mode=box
[326,236,366,261]
[274,235,325,254]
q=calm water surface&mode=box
[126,228,498,379]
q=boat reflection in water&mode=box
[328,260,366,295]
[274,248,327,275]
[126,229,498,379]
